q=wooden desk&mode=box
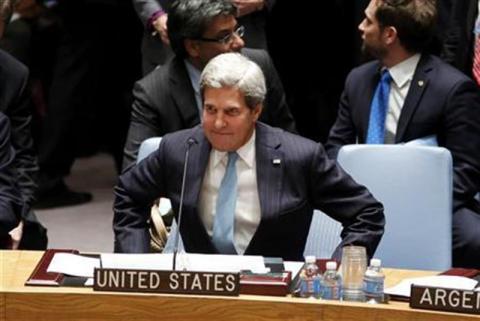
[1,251,479,321]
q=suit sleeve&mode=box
[7,67,38,209]
[132,0,163,26]
[122,80,164,172]
[0,115,25,237]
[325,73,358,159]
[443,80,480,207]
[258,50,297,133]
[114,140,167,253]
[310,143,385,259]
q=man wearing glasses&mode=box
[122,0,295,170]
[326,0,480,268]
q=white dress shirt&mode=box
[384,53,421,144]
[199,131,261,254]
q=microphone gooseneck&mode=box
[172,138,195,270]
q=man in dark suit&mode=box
[114,53,384,260]
[122,0,295,170]
[0,112,27,248]
[0,0,47,249]
[132,0,274,75]
[326,0,480,268]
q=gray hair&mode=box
[200,53,266,109]
[167,0,236,59]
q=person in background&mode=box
[132,0,274,75]
[326,0,480,268]
[114,53,385,260]
[0,112,25,248]
[0,0,47,249]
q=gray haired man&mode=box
[114,53,385,260]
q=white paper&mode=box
[100,253,267,273]
[47,253,100,278]
[284,261,304,279]
[385,275,479,298]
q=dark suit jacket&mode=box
[440,0,478,76]
[0,112,25,239]
[0,49,38,209]
[122,48,296,170]
[326,54,480,210]
[114,122,385,261]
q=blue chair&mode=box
[137,137,162,163]
[337,144,453,270]
[304,210,342,259]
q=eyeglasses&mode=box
[382,0,409,6]
[194,25,245,45]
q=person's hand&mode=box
[152,13,169,45]
[232,0,265,17]
[8,221,23,250]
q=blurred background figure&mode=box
[133,0,274,75]
[0,0,47,249]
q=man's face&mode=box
[191,14,244,69]
[358,0,387,58]
[202,86,261,152]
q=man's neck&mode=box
[186,57,204,71]
[381,48,418,68]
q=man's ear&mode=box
[383,26,398,46]
[252,104,263,121]
[184,39,200,58]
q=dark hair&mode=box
[375,0,436,53]
[167,0,236,59]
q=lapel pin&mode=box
[418,80,424,87]
[272,159,281,165]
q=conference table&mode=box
[1,250,479,321]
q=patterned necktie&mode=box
[366,70,392,144]
[212,152,238,254]
[473,35,480,85]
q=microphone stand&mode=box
[173,138,194,270]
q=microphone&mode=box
[172,138,195,270]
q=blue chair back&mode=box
[337,144,453,270]
[137,137,162,163]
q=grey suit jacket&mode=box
[326,54,480,210]
[114,122,385,260]
[122,48,296,170]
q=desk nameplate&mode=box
[410,285,480,315]
[93,268,240,296]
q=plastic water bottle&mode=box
[322,261,342,300]
[299,256,319,298]
[363,258,385,303]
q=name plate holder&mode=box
[93,268,240,296]
[410,285,480,315]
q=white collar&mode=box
[387,53,421,89]
[212,129,256,169]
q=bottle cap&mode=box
[326,261,337,270]
[305,255,316,263]
[370,258,381,267]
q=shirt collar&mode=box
[212,129,256,169]
[184,59,202,95]
[387,53,421,89]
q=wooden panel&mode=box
[3,251,480,321]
